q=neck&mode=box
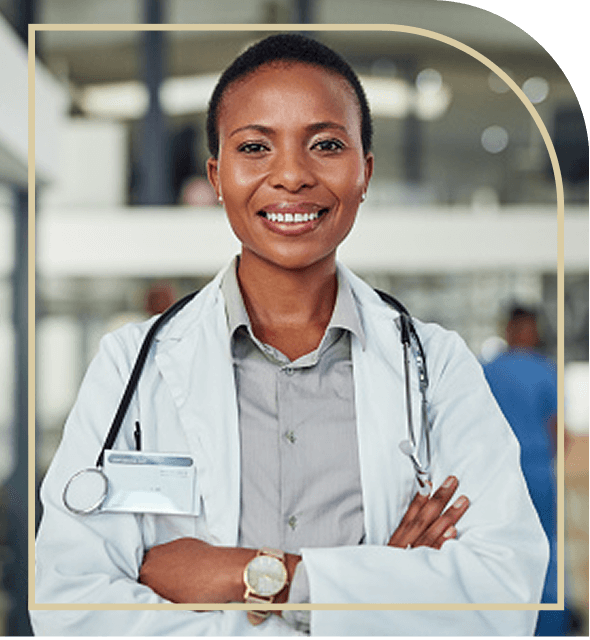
[235,251,338,359]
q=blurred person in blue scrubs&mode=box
[483,305,572,636]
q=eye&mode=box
[237,142,270,154]
[312,138,345,153]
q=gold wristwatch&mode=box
[243,547,288,625]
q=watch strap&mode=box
[245,595,272,625]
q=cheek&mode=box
[220,160,265,199]
[327,158,366,195]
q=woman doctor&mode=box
[32,34,548,636]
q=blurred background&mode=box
[0,0,587,635]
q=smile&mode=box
[258,208,329,223]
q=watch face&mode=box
[245,554,287,597]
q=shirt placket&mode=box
[277,363,304,553]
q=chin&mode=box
[253,248,337,273]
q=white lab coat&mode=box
[32,263,548,636]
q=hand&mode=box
[139,537,256,604]
[387,476,469,550]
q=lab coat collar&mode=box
[153,260,384,346]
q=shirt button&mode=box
[285,430,297,444]
[284,367,294,376]
[288,515,298,530]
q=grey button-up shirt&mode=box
[221,260,366,630]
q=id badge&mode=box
[101,450,198,515]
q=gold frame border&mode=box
[28,23,565,613]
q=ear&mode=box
[363,152,375,189]
[206,157,221,199]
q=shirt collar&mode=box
[220,257,251,337]
[220,257,366,350]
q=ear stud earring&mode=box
[360,193,366,202]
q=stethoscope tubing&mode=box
[63,287,431,515]
[95,291,199,468]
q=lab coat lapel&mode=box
[347,271,417,545]
[154,281,241,546]
[152,264,418,549]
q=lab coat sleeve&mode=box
[32,327,302,637]
[300,327,549,636]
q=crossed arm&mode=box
[138,475,469,607]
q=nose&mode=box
[269,147,316,192]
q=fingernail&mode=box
[443,526,456,539]
[453,496,467,508]
[418,482,432,496]
[443,476,455,489]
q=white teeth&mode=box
[264,211,322,222]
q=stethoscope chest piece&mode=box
[62,467,108,515]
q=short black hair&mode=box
[508,304,537,322]
[206,33,373,158]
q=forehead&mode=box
[218,62,361,133]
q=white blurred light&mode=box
[416,68,442,93]
[360,76,411,118]
[481,125,509,154]
[488,69,513,94]
[479,336,507,364]
[413,69,451,120]
[160,73,220,115]
[565,362,589,435]
[79,72,452,122]
[80,81,148,119]
[415,84,452,121]
[522,77,550,104]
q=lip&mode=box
[256,203,330,236]
[257,202,329,215]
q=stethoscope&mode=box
[376,289,432,494]
[62,288,432,515]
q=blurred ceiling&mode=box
[0,0,584,203]
[2,0,567,86]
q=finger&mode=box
[431,525,457,550]
[399,476,459,544]
[388,486,431,546]
[389,476,457,548]
[414,495,470,548]
[414,495,469,548]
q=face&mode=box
[507,316,540,349]
[207,62,373,272]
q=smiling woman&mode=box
[32,34,548,637]
[206,60,373,359]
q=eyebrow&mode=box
[228,121,348,138]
